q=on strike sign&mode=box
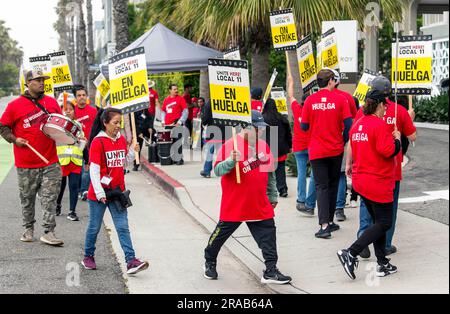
[50,51,73,92]
[93,71,110,99]
[270,9,298,51]
[392,35,433,95]
[271,87,288,115]
[208,58,251,126]
[297,35,317,93]
[29,55,54,96]
[108,47,149,113]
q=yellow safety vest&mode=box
[57,145,83,167]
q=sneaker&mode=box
[82,256,97,270]
[376,260,398,277]
[132,165,140,171]
[385,245,397,256]
[200,171,211,178]
[204,261,218,280]
[176,159,184,166]
[261,268,292,285]
[350,200,358,208]
[335,209,347,222]
[279,190,288,198]
[20,228,34,242]
[315,226,332,239]
[81,191,88,201]
[67,211,79,221]
[360,246,371,259]
[329,222,340,232]
[337,249,359,280]
[296,203,314,217]
[40,231,64,246]
[56,204,62,216]
[126,258,149,275]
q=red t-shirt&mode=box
[350,115,397,203]
[61,162,82,177]
[75,104,97,140]
[162,96,187,125]
[301,89,352,160]
[355,100,416,181]
[148,88,159,116]
[214,136,275,222]
[251,100,263,112]
[87,135,128,201]
[291,100,311,152]
[334,88,357,118]
[0,95,61,168]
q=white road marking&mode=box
[399,190,449,204]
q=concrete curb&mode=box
[414,122,449,131]
[140,157,306,294]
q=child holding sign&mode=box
[203,110,292,285]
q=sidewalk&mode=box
[140,148,449,294]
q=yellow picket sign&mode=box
[19,65,26,94]
[269,9,298,51]
[353,70,378,107]
[50,51,73,92]
[29,55,54,96]
[297,35,317,93]
[109,70,148,107]
[209,84,251,118]
[321,28,339,70]
[391,57,432,84]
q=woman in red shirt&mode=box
[337,90,401,280]
[82,108,149,275]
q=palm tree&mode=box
[113,0,130,52]
[77,0,88,87]
[86,0,96,100]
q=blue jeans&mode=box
[57,173,81,211]
[357,181,401,249]
[336,172,347,210]
[294,150,316,209]
[85,200,136,263]
[80,162,90,194]
[203,142,221,175]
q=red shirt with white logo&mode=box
[0,95,61,168]
[74,104,97,140]
[162,95,187,125]
[215,136,275,222]
[350,115,397,203]
[148,88,159,116]
[333,88,357,118]
[251,100,263,112]
[87,135,128,201]
[355,100,416,181]
[291,100,311,152]
[301,89,352,160]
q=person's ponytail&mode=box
[88,108,105,146]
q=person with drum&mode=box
[72,85,98,201]
[82,107,149,274]
[56,101,88,221]
[0,70,64,246]
[161,84,188,165]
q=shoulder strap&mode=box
[27,96,50,115]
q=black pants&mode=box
[275,160,287,193]
[351,188,358,202]
[205,219,278,270]
[311,154,343,225]
[133,136,144,167]
[57,173,81,212]
[349,197,393,264]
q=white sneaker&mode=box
[40,231,64,246]
[20,228,34,242]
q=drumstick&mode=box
[232,127,241,184]
[25,143,49,164]
[139,134,151,146]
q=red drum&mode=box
[157,129,173,144]
[41,114,83,145]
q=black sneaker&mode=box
[315,226,332,239]
[337,249,359,280]
[329,222,340,232]
[335,209,347,222]
[67,212,79,221]
[81,191,88,201]
[296,203,314,217]
[360,247,371,259]
[385,245,397,256]
[279,189,288,198]
[200,171,211,178]
[261,268,292,285]
[376,260,398,277]
[132,165,139,171]
[56,205,62,216]
[204,261,218,280]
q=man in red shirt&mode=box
[301,69,353,239]
[161,84,188,165]
[356,76,417,258]
[147,80,160,143]
[73,85,98,201]
[0,70,64,246]
[183,84,195,146]
[251,87,264,112]
[203,111,291,285]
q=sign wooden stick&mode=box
[285,51,292,78]
[408,31,414,112]
[26,143,49,164]
[130,113,140,165]
[393,22,400,128]
[232,127,241,184]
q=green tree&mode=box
[0,20,23,96]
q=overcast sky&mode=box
[0,0,103,67]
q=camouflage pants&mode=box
[16,163,62,232]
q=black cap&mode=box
[365,89,386,103]
[251,87,263,100]
[251,110,268,128]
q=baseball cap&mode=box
[148,80,156,88]
[365,89,386,103]
[251,110,268,128]
[251,87,263,100]
[370,76,391,97]
[25,69,50,82]
[321,67,340,82]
